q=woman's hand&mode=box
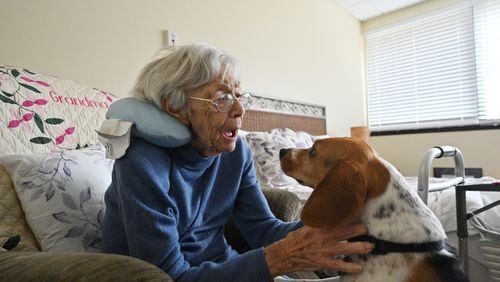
[264,223,373,277]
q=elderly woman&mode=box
[102,43,373,281]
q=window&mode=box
[475,0,500,121]
[365,0,500,133]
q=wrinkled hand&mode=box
[264,223,373,277]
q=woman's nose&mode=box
[229,98,245,118]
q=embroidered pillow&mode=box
[0,65,116,155]
[244,128,315,187]
[0,145,113,252]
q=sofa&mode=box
[0,65,301,281]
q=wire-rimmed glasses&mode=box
[189,92,254,112]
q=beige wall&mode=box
[363,0,500,179]
[0,0,364,137]
[369,130,500,179]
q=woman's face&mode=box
[182,79,245,157]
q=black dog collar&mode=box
[349,235,445,255]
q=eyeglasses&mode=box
[189,92,254,113]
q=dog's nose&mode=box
[279,148,290,159]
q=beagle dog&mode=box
[279,137,468,282]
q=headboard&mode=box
[243,94,326,135]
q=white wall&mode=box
[369,130,500,179]
[0,0,365,137]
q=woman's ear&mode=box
[301,161,368,228]
[162,98,190,126]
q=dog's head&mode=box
[279,137,390,228]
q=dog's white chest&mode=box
[343,253,422,282]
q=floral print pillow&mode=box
[0,145,113,252]
[244,128,315,187]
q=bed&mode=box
[240,97,500,282]
[241,94,327,204]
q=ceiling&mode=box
[333,0,427,21]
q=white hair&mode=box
[132,43,240,112]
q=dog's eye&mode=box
[309,148,316,157]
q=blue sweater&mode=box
[103,137,303,281]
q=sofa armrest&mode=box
[261,187,301,221]
[0,251,172,282]
[225,188,301,253]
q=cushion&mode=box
[0,145,113,252]
[244,128,314,187]
[0,65,117,155]
[105,97,191,148]
[0,164,40,251]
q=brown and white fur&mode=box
[279,137,468,282]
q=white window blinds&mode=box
[365,1,500,132]
[475,0,500,121]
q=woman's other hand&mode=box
[264,223,373,277]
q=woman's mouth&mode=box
[222,129,238,141]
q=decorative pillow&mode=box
[0,145,113,252]
[105,97,191,147]
[244,128,315,187]
[0,65,117,155]
[268,128,315,148]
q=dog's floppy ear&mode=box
[301,161,368,228]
